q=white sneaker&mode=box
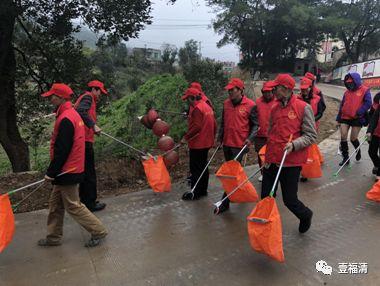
[258,175,263,182]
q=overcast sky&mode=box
[125,0,240,63]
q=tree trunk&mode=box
[0,1,30,172]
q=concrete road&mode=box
[1,84,380,286]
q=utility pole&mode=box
[198,41,202,59]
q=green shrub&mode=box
[96,74,188,158]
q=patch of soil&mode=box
[0,97,340,213]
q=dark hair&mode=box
[374,92,380,104]
[87,86,100,92]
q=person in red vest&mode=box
[38,83,107,248]
[75,80,108,212]
[336,72,372,166]
[262,74,317,233]
[299,77,326,129]
[184,82,215,187]
[214,78,258,214]
[254,80,277,181]
[181,87,217,200]
[190,82,213,109]
[304,72,325,100]
[369,92,380,118]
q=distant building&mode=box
[133,47,162,62]
[294,57,318,76]
[316,39,345,63]
[222,61,236,74]
[301,37,379,66]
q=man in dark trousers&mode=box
[38,83,107,247]
[262,74,317,233]
[75,80,108,212]
[181,87,217,200]
[214,78,259,214]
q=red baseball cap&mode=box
[88,80,108,95]
[300,77,312,90]
[182,87,200,100]
[41,83,73,99]
[273,74,296,90]
[304,72,316,81]
[190,82,202,92]
[262,81,276,92]
[225,78,244,90]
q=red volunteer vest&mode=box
[310,95,321,130]
[266,95,308,166]
[310,95,320,116]
[223,96,255,148]
[256,96,276,137]
[74,92,97,143]
[297,94,321,130]
[187,101,216,149]
[341,85,368,120]
[50,101,85,174]
[313,86,321,96]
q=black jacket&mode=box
[46,118,84,185]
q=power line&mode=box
[154,18,211,22]
[148,24,209,27]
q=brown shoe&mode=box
[37,239,61,247]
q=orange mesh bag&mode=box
[142,156,171,193]
[258,145,266,164]
[301,144,322,179]
[0,194,15,253]
[366,180,380,202]
[215,160,258,203]
[247,197,284,262]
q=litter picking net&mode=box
[216,160,258,203]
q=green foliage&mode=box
[320,0,380,63]
[178,40,200,68]
[208,0,325,71]
[22,120,51,170]
[95,74,188,159]
[209,0,380,70]
[182,58,228,119]
[0,146,12,176]
[161,44,178,74]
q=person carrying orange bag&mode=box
[262,74,316,233]
[0,194,15,253]
[247,147,287,262]
[181,87,217,200]
[142,155,171,193]
[38,83,108,248]
[214,78,259,214]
